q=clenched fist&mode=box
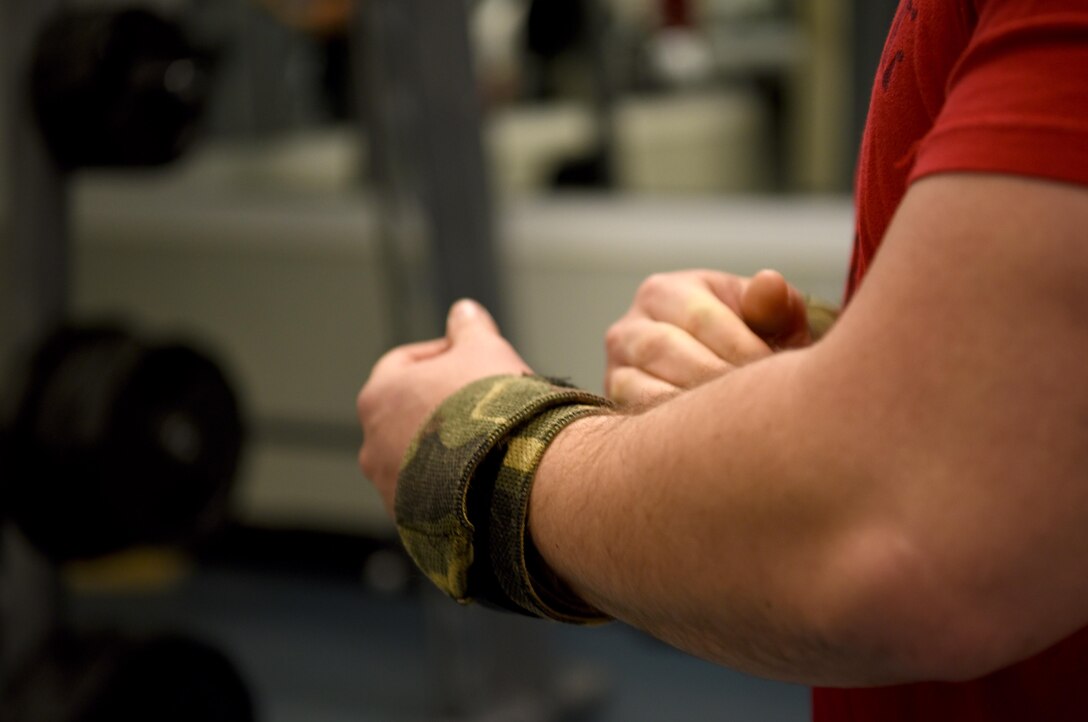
[605,269,810,406]
[356,299,532,514]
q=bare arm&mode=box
[530,173,1088,686]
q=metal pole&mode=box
[0,0,68,687]
[355,0,505,343]
[406,0,505,327]
[353,3,607,719]
[1,0,69,355]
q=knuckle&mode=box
[356,383,378,419]
[374,346,402,369]
[636,272,671,301]
[604,322,627,356]
[679,299,720,336]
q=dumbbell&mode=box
[30,7,211,169]
[1,324,244,562]
[0,631,256,722]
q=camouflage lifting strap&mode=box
[805,295,840,341]
[395,375,614,624]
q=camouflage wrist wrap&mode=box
[804,295,840,341]
[395,375,613,624]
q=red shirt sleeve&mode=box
[910,1,1088,187]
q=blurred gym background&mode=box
[0,1,895,720]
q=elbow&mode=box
[811,525,1039,685]
[872,605,1032,684]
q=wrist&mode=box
[394,374,614,623]
[528,413,621,615]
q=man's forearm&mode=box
[528,348,919,686]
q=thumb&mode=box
[446,298,501,344]
[740,270,808,346]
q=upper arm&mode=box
[809,172,1088,675]
[825,1,1088,674]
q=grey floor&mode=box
[69,564,810,722]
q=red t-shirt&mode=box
[819,0,1088,719]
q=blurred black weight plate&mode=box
[30,8,210,168]
[0,631,256,722]
[4,325,243,561]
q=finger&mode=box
[607,318,731,389]
[740,270,810,348]
[446,298,502,345]
[741,269,794,338]
[774,290,813,349]
[606,366,681,408]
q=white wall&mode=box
[67,161,852,536]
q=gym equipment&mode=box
[30,8,210,169]
[2,325,244,562]
[1,1,240,709]
[0,631,255,722]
